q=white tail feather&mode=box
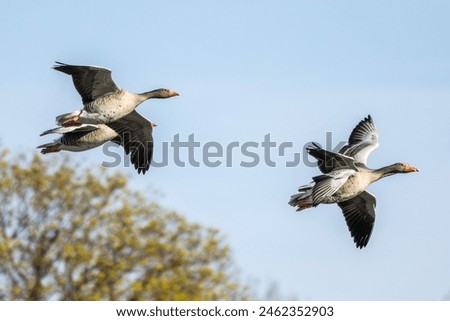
[289,182,315,210]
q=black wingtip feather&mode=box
[53,61,66,70]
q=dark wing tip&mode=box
[355,235,370,249]
[305,141,321,154]
[361,114,375,129]
[362,114,374,125]
[53,61,66,70]
[347,114,378,146]
[338,194,376,249]
[138,167,148,175]
[349,222,372,249]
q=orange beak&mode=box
[405,164,419,172]
[169,90,179,97]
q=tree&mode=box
[0,148,248,300]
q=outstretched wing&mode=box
[337,190,376,249]
[307,142,359,174]
[339,115,379,165]
[53,61,120,104]
[108,111,154,174]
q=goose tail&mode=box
[289,182,315,211]
[55,110,81,126]
[37,142,61,154]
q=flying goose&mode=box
[38,124,116,153]
[38,111,157,174]
[53,62,179,126]
[289,115,419,248]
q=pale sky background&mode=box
[1,0,449,300]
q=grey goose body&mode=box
[38,111,157,174]
[289,115,419,248]
[53,62,178,126]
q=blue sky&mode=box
[1,0,449,300]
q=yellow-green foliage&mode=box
[0,149,248,300]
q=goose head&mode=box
[392,163,420,173]
[149,88,179,98]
